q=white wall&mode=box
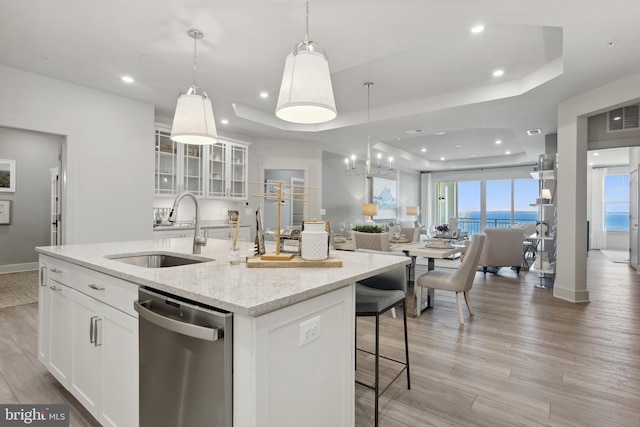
[556,71,640,303]
[0,65,155,244]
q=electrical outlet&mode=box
[299,315,321,347]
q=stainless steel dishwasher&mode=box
[134,287,233,427]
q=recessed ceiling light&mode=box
[606,40,617,48]
[526,128,541,136]
[495,140,502,144]
[220,119,229,125]
[259,92,269,98]
[469,154,477,157]
[471,25,485,34]
[590,162,595,166]
[405,129,423,135]
[42,56,51,61]
[593,152,600,156]
[493,69,504,77]
[440,157,445,161]
[505,151,511,155]
[421,148,426,152]
[121,76,134,83]
[435,131,446,135]
[455,145,462,148]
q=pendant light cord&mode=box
[192,35,198,86]
[304,0,310,43]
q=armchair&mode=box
[477,227,524,274]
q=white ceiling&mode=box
[2,0,640,171]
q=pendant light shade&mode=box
[171,29,217,145]
[171,86,218,145]
[276,46,336,124]
[275,0,336,124]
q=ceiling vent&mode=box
[607,104,639,132]
[526,128,541,136]
[405,129,423,135]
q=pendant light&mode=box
[345,82,394,179]
[171,29,217,145]
[275,0,336,124]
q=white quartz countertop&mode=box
[36,238,410,317]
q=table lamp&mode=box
[541,188,552,203]
[361,203,377,224]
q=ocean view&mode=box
[457,211,630,231]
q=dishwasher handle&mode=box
[134,300,222,342]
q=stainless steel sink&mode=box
[108,252,213,268]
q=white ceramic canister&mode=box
[301,220,328,261]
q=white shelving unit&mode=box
[529,159,557,288]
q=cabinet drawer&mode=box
[43,257,138,318]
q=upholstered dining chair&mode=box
[354,249,410,427]
[353,230,390,251]
[414,234,486,325]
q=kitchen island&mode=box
[37,237,410,427]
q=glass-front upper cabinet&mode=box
[154,129,178,195]
[182,144,204,196]
[155,126,248,199]
[206,140,248,200]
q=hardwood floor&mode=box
[355,251,640,426]
[1,251,638,426]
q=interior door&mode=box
[630,168,638,270]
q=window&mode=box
[604,174,629,231]
[457,181,480,235]
[486,180,511,228]
[513,179,538,225]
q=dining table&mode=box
[390,242,465,315]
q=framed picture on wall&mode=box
[0,159,16,192]
[372,176,397,219]
[0,200,11,224]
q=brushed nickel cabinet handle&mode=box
[90,316,98,343]
[88,284,105,291]
[49,285,62,291]
[94,318,102,347]
[40,266,47,287]
[49,268,62,273]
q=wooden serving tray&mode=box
[246,254,343,268]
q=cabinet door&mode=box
[207,142,227,198]
[47,280,72,387]
[227,142,248,200]
[37,266,50,364]
[155,129,178,196]
[70,290,101,416]
[99,304,139,427]
[182,143,204,196]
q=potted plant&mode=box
[434,224,449,238]
[352,224,384,233]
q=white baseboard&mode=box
[0,262,39,274]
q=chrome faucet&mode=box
[168,192,207,254]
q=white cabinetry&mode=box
[155,126,249,200]
[155,128,204,197]
[207,141,248,199]
[38,256,138,427]
[38,261,72,387]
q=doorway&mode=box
[263,169,305,232]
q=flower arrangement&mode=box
[435,224,449,233]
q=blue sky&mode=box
[458,179,539,212]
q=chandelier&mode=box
[345,82,394,179]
